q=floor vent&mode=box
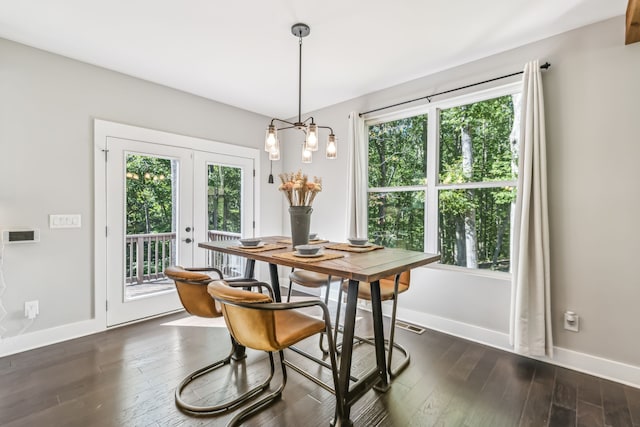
[395,321,425,334]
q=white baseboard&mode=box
[547,347,640,389]
[394,306,640,389]
[0,318,101,358]
[395,306,512,350]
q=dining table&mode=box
[198,235,440,426]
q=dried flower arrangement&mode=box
[278,170,322,206]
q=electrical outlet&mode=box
[25,300,39,319]
[564,311,579,332]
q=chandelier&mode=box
[264,23,337,163]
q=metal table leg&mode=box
[332,279,390,426]
[370,280,389,392]
[268,262,282,302]
[243,258,255,280]
[333,279,359,426]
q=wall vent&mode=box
[395,321,425,335]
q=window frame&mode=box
[366,82,521,276]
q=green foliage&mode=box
[367,95,518,271]
[367,191,425,251]
[368,116,427,188]
[439,96,516,185]
[368,116,427,251]
[438,96,516,270]
[207,165,242,233]
[126,155,174,235]
[125,157,243,236]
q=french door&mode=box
[105,137,254,326]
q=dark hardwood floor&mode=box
[1,298,638,427]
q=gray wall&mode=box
[1,15,639,376]
[0,38,282,337]
[282,16,640,368]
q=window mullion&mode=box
[425,106,439,254]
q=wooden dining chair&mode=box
[163,266,272,415]
[287,269,344,354]
[208,279,342,426]
[334,270,412,378]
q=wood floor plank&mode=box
[519,361,555,427]
[625,385,640,427]
[577,371,603,407]
[554,368,579,410]
[578,400,604,427]
[431,346,498,426]
[549,403,576,427]
[602,380,634,427]
[459,355,526,427]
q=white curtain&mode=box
[510,60,553,357]
[345,112,368,239]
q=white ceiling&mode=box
[0,0,626,118]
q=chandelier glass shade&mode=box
[264,23,337,163]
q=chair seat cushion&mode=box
[273,310,326,349]
[289,270,335,288]
[342,278,409,302]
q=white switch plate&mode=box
[49,214,82,229]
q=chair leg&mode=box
[317,275,333,355]
[286,267,295,302]
[333,285,343,352]
[174,336,274,415]
[227,351,287,427]
[356,275,411,378]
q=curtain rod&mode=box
[359,62,551,117]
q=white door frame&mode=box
[94,119,260,328]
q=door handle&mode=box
[182,238,192,244]
[185,226,192,232]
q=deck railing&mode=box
[125,232,175,284]
[207,230,245,277]
[125,230,244,284]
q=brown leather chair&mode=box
[334,271,412,378]
[286,269,344,354]
[208,279,342,426]
[164,266,271,415]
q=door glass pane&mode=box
[206,164,246,277]
[124,154,177,300]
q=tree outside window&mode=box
[367,90,519,272]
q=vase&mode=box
[289,206,313,248]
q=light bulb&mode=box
[305,123,318,151]
[269,146,280,161]
[302,146,312,163]
[265,125,277,152]
[326,134,337,159]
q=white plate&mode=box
[349,242,372,248]
[293,250,324,258]
[239,242,265,248]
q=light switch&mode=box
[49,214,82,229]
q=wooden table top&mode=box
[199,236,440,283]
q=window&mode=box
[367,85,519,272]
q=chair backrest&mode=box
[164,266,220,318]
[380,270,411,293]
[207,281,283,352]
